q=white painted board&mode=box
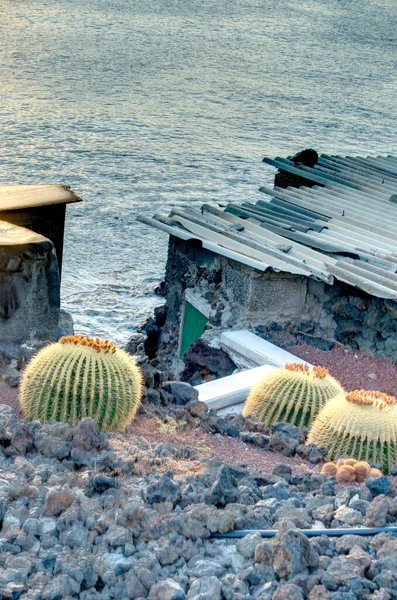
[221,330,313,368]
[195,364,275,410]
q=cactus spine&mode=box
[242,363,343,428]
[308,389,397,474]
[20,335,142,431]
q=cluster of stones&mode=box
[139,364,328,465]
[2,401,397,600]
[202,415,329,465]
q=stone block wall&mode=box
[148,236,397,377]
[0,220,75,384]
[151,237,310,377]
[307,279,397,357]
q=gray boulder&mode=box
[146,472,181,506]
[272,463,293,482]
[102,553,133,576]
[187,576,221,600]
[366,476,392,498]
[273,522,319,579]
[72,418,109,452]
[365,496,390,527]
[269,431,298,456]
[162,381,199,406]
[273,583,305,600]
[204,465,240,507]
[236,532,263,559]
[322,555,363,591]
[149,578,186,600]
[3,422,34,457]
[240,432,270,449]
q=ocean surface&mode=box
[2,0,397,344]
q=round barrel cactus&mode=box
[20,335,142,431]
[242,363,343,428]
[308,389,397,474]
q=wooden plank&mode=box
[0,204,66,275]
[221,330,313,368]
[0,219,51,247]
[194,332,313,412]
[0,184,81,212]
[195,364,276,410]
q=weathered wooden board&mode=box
[0,184,81,275]
[0,184,81,211]
[0,219,50,248]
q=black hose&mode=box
[211,527,397,539]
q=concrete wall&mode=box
[0,241,60,345]
[223,264,307,322]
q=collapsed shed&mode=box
[138,153,397,380]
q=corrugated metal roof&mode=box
[137,154,397,301]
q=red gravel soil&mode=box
[287,341,397,397]
[124,415,315,475]
[0,382,21,416]
[201,433,315,475]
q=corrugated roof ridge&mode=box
[136,153,397,301]
[169,207,332,281]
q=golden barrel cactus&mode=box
[242,363,343,428]
[308,389,397,474]
[20,335,142,431]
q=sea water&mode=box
[2,0,397,344]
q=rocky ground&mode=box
[1,397,397,600]
[0,377,328,474]
[2,350,397,600]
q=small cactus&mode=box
[354,461,371,482]
[343,458,357,467]
[336,465,355,483]
[20,335,142,431]
[321,459,377,483]
[321,462,338,477]
[369,468,383,478]
[242,363,343,428]
[308,389,397,474]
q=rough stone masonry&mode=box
[0,221,73,385]
[135,235,397,382]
